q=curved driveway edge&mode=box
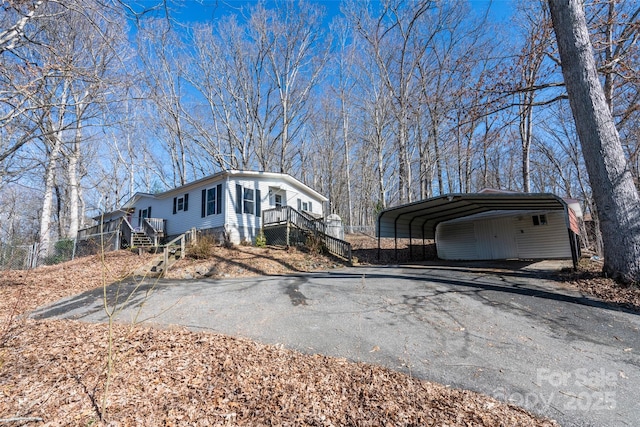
[32,265,640,427]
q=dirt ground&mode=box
[1,237,636,426]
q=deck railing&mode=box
[263,206,352,263]
[142,218,165,246]
[127,217,165,233]
[145,218,165,233]
[77,218,122,240]
[79,217,166,248]
[263,206,326,234]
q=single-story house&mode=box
[377,190,582,267]
[87,170,328,245]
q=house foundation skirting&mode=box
[169,226,261,246]
[263,224,309,247]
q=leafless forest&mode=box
[1,0,638,259]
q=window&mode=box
[532,214,547,226]
[235,184,261,216]
[201,184,222,217]
[274,194,282,208]
[207,188,216,215]
[244,188,255,215]
[173,194,189,214]
[297,199,312,212]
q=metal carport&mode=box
[376,192,581,268]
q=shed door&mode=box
[475,217,517,259]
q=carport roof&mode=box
[377,192,569,240]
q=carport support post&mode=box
[422,224,426,260]
[377,214,383,261]
[394,219,398,262]
[408,216,416,261]
[568,228,579,270]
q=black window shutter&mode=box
[201,189,206,218]
[297,199,302,211]
[235,184,242,213]
[184,193,189,211]
[216,184,222,214]
[173,197,177,214]
[309,201,312,212]
[256,189,261,217]
[148,206,152,218]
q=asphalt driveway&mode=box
[32,263,640,427]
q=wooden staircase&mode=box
[149,244,183,275]
[131,232,154,247]
[139,233,189,277]
[262,206,352,263]
[121,217,165,249]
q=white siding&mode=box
[474,217,518,259]
[225,176,326,243]
[436,221,477,260]
[129,173,326,243]
[133,183,227,237]
[514,211,571,259]
[226,177,261,243]
[436,211,571,261]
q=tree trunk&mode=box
[397,118,410,204]
[519,101,533,192]
[341,96,353,227]
[38,136,62,263]
[377,133,385,210]
[549,0,640,283]
[67,128,81,240]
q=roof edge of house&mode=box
[94,170,328,220]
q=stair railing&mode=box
[143,218,165,247]
[262,206,352,263]
[322,232,352,262]
[264,206,326,235]
[121,217,134,247]
[162,233,186,276]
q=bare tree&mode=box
[138,19,195,186]
[346,0,433,204]
[0,0,44,55]
[332,19,356,226]
[549,0,640,283]
[1,0,133,261]
[513,1,556,192]
[257,1,327,173]
[589,0,640,185]
[351,43,394,210]
[187,16,274,171]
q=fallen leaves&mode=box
[3,244,611,426]
[559,258,640,312]
[0,250,155,320]
[1,320,559,426]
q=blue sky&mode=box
[169,0,514,24]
